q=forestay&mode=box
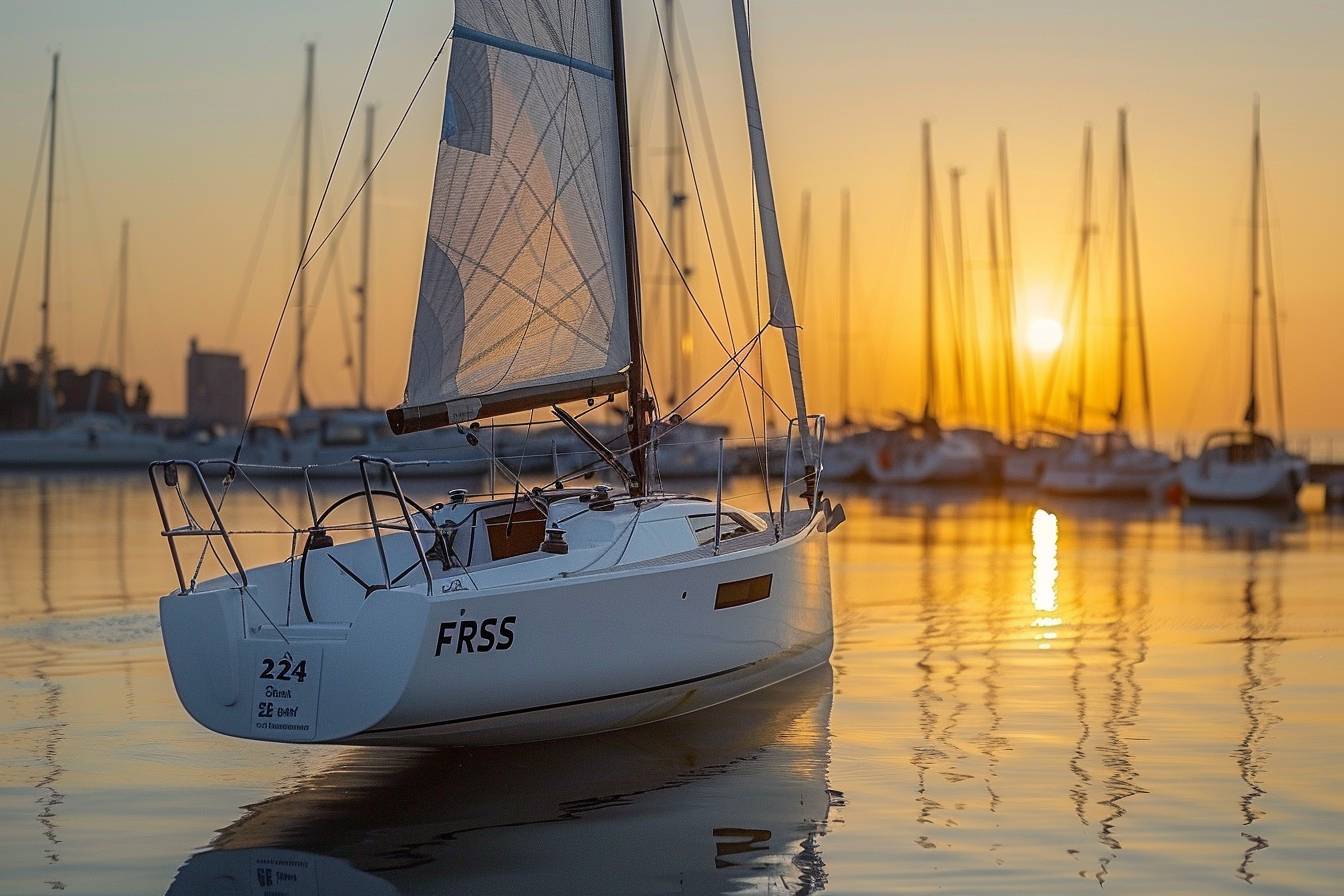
[390,0,631,433]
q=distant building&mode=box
[186,338,245,428]
[1,360,149,429]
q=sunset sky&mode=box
[1,1,1340,440]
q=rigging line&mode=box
[555,325,769,485]
[299,29,449,278]
[652,0,762,463]
[632,191,785,418]
[225,107,304,344]
[189,1,398,592]
[61,86,112,285]
[1,100,51,361]
[750,156,774,527]
[662,325,771,423]
[1259,168,1287,444]
[677,7,764,440]
[1127,175,1155,448]
[233,0,398,461]
[650,3,735,352]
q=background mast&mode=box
[37,53,58,429]
[296,42,314,411]
[357,104,375,410]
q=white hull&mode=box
[865,431,985,484]
[1178,454,1306,505]
[160,499,834,747]
[1038,460,1170,497]
[0,423,166,468]
[1038,433,1171,497]
[1001,449,1047,485]
[822,432,871,481]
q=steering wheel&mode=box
[298,489,444,623]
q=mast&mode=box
[118,219,129,409]
[1113,108,1129,431]
[730,0,815,475]
[1074,126,1093,433]
[839,187,851,425]
[662,0,689,404]
[357,104,374,410]
[1128,160,1155,448]
[986,192,1004,433]
[610,0,649,495]
[948,167,968,421]
[921,121,937,424]
[37,53,58,430]
[996,132,1020,438]
[1259,116,1288,445]
[1244,101,1261,432]
[297,42,314,411]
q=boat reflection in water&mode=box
[1180,502,1304,550]
[168,664,838,895]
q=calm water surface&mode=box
[1,473,1341,894]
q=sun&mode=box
[1026,317,1065,357]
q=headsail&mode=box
[390,0,632,433]
[730,0,815,473]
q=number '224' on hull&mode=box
[160,510,834,747]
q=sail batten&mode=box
[393,0,631,433]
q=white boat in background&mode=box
[1009,129,1093,488]
[816,191,873,484]
[1039,110,1169,497]
[864,123,985,486]
[1002,430,1072,485]
[0,59,167,470]
[154,0,839,748]
[1038,429,1170,497]
[649,416,728,478]
[285,408,487,478]
[867,422,985,484]
[822,428,872,481]
[1178,106,1305,507]
[1180,432,1305,504]
[0,414,166,468]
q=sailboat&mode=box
[1004,127,1096,485]
[1179,104,1306,505]
[1039,110,1170,497]
[821,188,875,481]
[0,55,168,468]
[865,122,985,484]
[155,0,840,747]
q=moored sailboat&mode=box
[1040,110,1169,497]
[0,56,167,468]
[155,0,840,748]
[866,122,986,484]
[1179,104,1306,505]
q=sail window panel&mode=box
[401,0,629,421]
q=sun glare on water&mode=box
[1026,317,1065,357]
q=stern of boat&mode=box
[160,585,428,744]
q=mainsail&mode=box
[390,0,632,433]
